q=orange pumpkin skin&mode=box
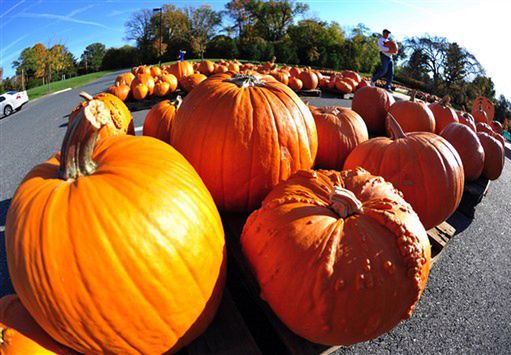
[352,86,395,134]
[108,82,130,101]
[215,65,228,74]
[473,108,489,124]
[115,72,135,86]
[311,106,369,170]
[490,121,503,134]
[477,132,504,180]
[136,66,151,76]
[288,77,303,91]
[298,70,318,90]
[457,111,476,132]
[344,117,464,230]
[69,92,134,137]
[227,63,240,73]
[143,97,181,143]
[132,83,149,100]
[441,123,485,182]
[388,93,435,133]
[335,79,353,94]
[342,70,361,83]
[0,295,73,354]
[168,61,194,83]
[271,72,289,86]
[241,168,431,346]
[199,60,215,75]
[289,67,301,77]
[356,79,370,90]
[171,73,318,211]
[429,97,459,134]
[150,66,162,77]
[476,122,506,149]
[179,73,207,93]
[160,74,178,92]
[131,74,155,95]
[319,78,329,88]
[154,81,171,97]
[6,102,226,354]
[384,40,398,54]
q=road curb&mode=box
[49,88,72,96]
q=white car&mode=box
[0,91,29,117]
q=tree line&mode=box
[2,0,510,123]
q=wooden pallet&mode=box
[125,91,186,112]
[296,89,322,97]
[457,177,490,219]
[179,212,456,354]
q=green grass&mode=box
[27,70,112,100]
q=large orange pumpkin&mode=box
[241,168,431,346]
[298,70,318,90]
[344,115,464,230]
[310,106,368,169]
[441,123,485,181]
[107,82,130,101]
[143,97,182,143]
[198,60,215,76]
[69,92,134,137]
[0,294,73,354]
[387,91,435,133]
[168,61,194,83]
[429,96,458,134]
[171,73,318,211]
[477,132,504,180]
[6,99,226,354]
[476,122,506,148]
[180,73,207,93]
[352,86,395,134]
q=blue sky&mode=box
[1,0,509,97]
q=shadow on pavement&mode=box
[0,198,14,297]
[447,211,472,235]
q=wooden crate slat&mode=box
[185,289,262,355]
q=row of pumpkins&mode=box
[107,59,373,102]
[2,70,506,353]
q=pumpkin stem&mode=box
[323,106,340,116]
[80,91,94,101]
[226,74,265,88]
[329,186,364,218]
[58,99,110,180]
[410,90,417,102]
[386,113,407,139]
[174,95,183,110]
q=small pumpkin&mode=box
[289,67,302,77]
[472,105,490,124]
[159,74,178,93]
[150,66,162,77]
[132,83,149,100]
[457,109,476,132]
[478,132,504,180]
[271,71,289,86]
[476,122,506,148]
[168,61,194,83]
[310,106,368,169]
[115,72,135,86]
[356,79,370,90]
[384,40,398,54]
[344,115,464,230]
[342,70,361,83]
[387,90,435,133]
[199,60,215,76]
[154,81,171,97]
[143,97,182,143]
[136,66,151,76]
[131,73,155,95]
[108,82,130,102]
[171,73,317,211]
[180,73,207,93]
[298,70,318,90]
[6,99,227,354]
[441,123,485,182]
[0,294,73,354]
[429,96,458,134]
[288,77,303,91]
[352,86,395,134]
[241,168,430,346]
[490,121,504,134]
[227,62,240,73]
[215,65,229,74]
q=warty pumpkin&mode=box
[69,91,134,138]
[477,132,505,180]
[241,168,431,346]
[441,123,485,181]
[6,98,226,354]
[171,73,318,211]
[387,90,435,133]
[310,106,368,170]
[352,86,395,134]
[0,294,74,354]
[143,96,182,143]
[429,96,458,134]
[344,115,464,230]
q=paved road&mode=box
[1,73,510,354]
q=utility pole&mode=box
[153,7,163,65]
[21,69,25,91]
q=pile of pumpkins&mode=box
[1,70,505,353]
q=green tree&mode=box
[101,45,140,70]
[494,95,511,123]
[443,42,482,89]
[224,0,259,38]
[80,43,106,73]
[186,5,222,59]
[405,35,448,87]
[125,9,157,63]
[205,35,239,59]
[252,0,308,41]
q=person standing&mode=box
[371,29,396,93]
[178,50,186,61]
